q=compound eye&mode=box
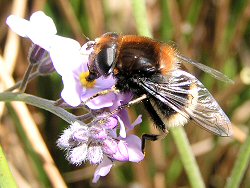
[95,47,116,76]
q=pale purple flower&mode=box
[57,115,144,182]
[7,11,146,184]
[6,11,57,50]
[125,135,144,162]
[92,156,113,183]
[92,135,144,183]
[57,44,116,108]
[109,92,136,137]
[6,11,117,108]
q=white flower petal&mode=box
[30,11,57,35]
[50,35,81,52]
[6,15,31,37]
[117,116,126,138]
[70,121,88,132]
[61,74,82,107]
[49,36,82,74]
[112,140,129,161]
[6,11,57,49]
[27,33,54,51]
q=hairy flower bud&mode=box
[87,145,103,164]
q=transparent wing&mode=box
[138,70,233,136]
[176,54,234,84]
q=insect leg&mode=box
[108,94,148,116]
[92,94,148,124]
[141,100,170,152]
[141,132,168,152]
[107,96,169,152]
[53,87,118,107]
[143,100,166,132]
[83,86,120,104]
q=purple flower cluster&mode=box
[57,114,143,182]
[6,11,144,182]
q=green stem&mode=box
[131,0,152,37]
[225,135,250,188]
[131,1,205,187]
[0,92,77,124]
[171,127,205,188]
[0,145,18,188]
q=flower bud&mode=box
[102,138,118,155]
[72,129,89,143]
[37,57,55,75]
[90,126,107,140]
[87,145,103,164]
[57,128,73,149]
[28,44,48,65]
[68,144,88,165]
[111,140,129,161]
[104,117,118,129]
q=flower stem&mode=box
[5,71,40,92]
[171,127,205,188]
[0,92,78,124]
[19,64,34,92]
[0,145,18,188]
[131,1,205,187]
[225,135,250,188]
[131,0,152,37]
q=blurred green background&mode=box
[0,0,250,187]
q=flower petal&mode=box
[6,11,58,50]
[103,116,118,129]
[109,92,133,111]
[29,11,57,35]
[117,110,130,129]
[85,93,116,109]
[102,138,118,155]
[61,74,82,106]
[125,135,144,162]
[95,75,116,88]
[92,156,113,183]
[117,115,126,138]
[6,15,31,37]
[127,115,142,131]
[25,11,57,48]
[48,36,82,73]
[112,140,129,161]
